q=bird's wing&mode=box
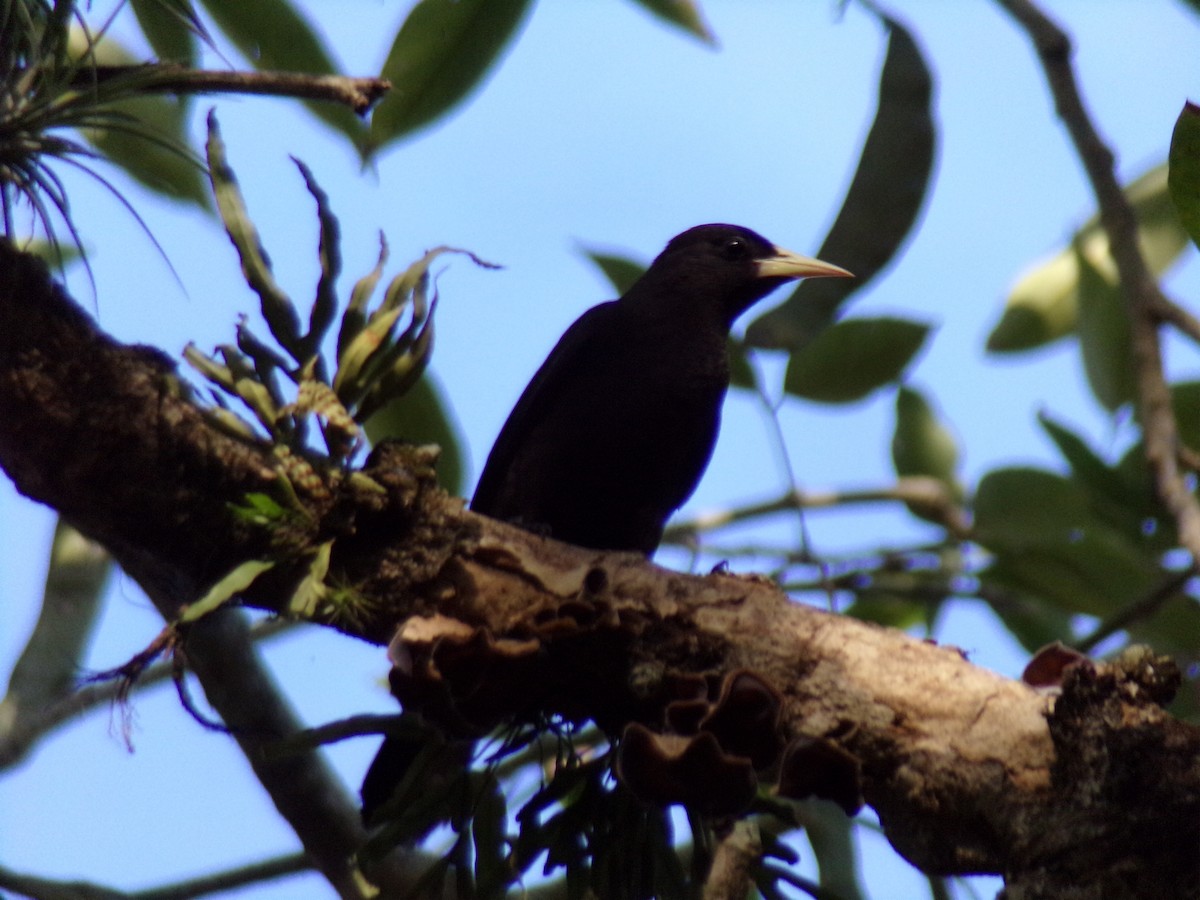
[471,301,622,515]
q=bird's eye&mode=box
[720,237,748,260]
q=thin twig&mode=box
[76,64,390,115]
[1179,443,1200,474]
[1152,293,1200,347]
[0,853,311,900]
[1075,566,1196,654]
[745,349,838,606]
[662,476,969,543]
[997,0,1200,562]
[265,712,406,756]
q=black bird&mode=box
[470,223,851,553]
[361,224,850,823]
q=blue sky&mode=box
[2,1,1199,897]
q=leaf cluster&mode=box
[183,114,492,482]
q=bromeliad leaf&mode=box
[193,123,490,474]
[338,237,389,363]
[289,541,332,618]
[291,372,360,457]
[292,157,341,368]
[206,112,302,355]
[334,245,499,416]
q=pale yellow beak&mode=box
[755,247,853,280]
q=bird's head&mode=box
[634,224,852,328]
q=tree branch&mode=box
[663,476,969,545]
[0,852,310,900]
[80,65,390,115]
[702,822,760,900]
[0,245,421,897]
[1152,292,1200,347]
[996,0,1200,562]
[3,242,1200,895]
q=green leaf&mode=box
[987,163,1188,352]
[1113,439,1166,528]
[1128,590,1200,656]
[1038,412,1135,509]
[1113,382,1200,520]
[891,384,962,525]
[23,239,84,269]
[784,316,931,404]
[974,468,1165,622]
[973,576,1075,653]
[1037,412,1171,552]
[1169,101,1200,252]
[198,0,364,146]
[369,0,533,152]
[626,0,716,45]
[581,247,646,295]
[984,252,1080,353]
[228,492,288,525]
[746,16,935,351]
[71,33,208,207]
[891,385,959,488]
[1171,380,1200,450]
[289,540,332,617]
[363,372,467,495]
[89,96,209,207]
[982,534,1160,621]
[130,0,200,66]
[845,587,933,631]
[1074,243,1135,411]
[973,467,1094,549]
[180,559,274,623]
[726,337,755,390]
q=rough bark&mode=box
[3,242,1199,898]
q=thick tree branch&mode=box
[0,245,420,898]
[997,0,1200,562]
[3,243,1200,896]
